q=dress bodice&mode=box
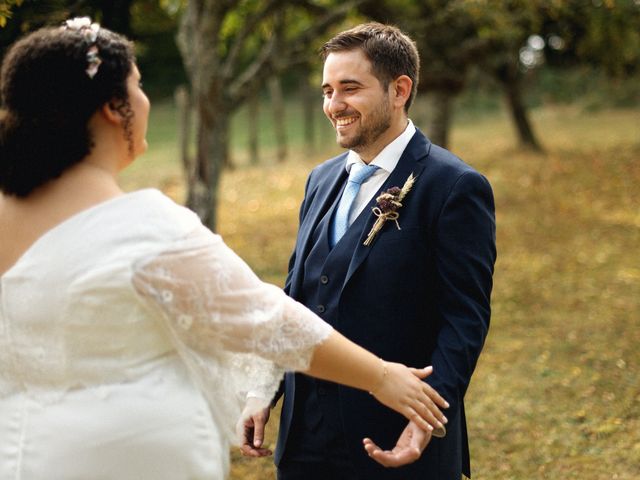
[0,189,332,479]
[0,191,187,397]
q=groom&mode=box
[242,23,496,479]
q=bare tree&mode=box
[248,91,260,165]
[177,0,365,230]
[299,63,317,153]
[268,76,287,162]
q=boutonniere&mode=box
[364,173,416,246]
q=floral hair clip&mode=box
[63,17,102,79]
[363,173,416,246]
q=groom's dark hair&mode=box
[320,22,420,112]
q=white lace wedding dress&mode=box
[0,189,332,480]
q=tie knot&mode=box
[348,164,379,186]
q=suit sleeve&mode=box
[427,171,497,415]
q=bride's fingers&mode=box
[417,391,448,426]
[406,366,449,411]
[408,365,432,379]
[422,382,449,409]
[411,398,444,432]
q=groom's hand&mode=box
[362,421,431,467]
[238,399,272,457]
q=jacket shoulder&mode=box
[306,152,347,187]
[425,143,481,179]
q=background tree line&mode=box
[1,0,639,230]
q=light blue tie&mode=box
[330,163,379,247]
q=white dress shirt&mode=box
[344,120,417,225]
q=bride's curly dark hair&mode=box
[0,22,136,197]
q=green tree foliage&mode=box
[0,1,22,27]
[470,0,546,150]
[1,1,131,50]
[0,1,186,97]
[360,0,639,150]
[538,0,640,77]
[361,0,499,148]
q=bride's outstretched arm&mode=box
[132,225,447,435]
[305,332,448,433]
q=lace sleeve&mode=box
[131,225,332,442]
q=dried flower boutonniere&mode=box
[364,173,416,246]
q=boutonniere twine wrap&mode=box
[364,173,416,246]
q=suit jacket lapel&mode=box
[289,155,348,296]
[343,130,432,290]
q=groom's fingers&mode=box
[238,415,273,457]
[239,423,271,457]
[363,438,421,467]
[252,416,266,448]
[408,407,432,432]
[239,444,273,457]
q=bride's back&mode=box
[0,172,122,278]
[0,195,34,276]
[0,189,201,387]
[0,186,232,480]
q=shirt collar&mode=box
[345,119,416,174]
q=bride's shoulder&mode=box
[122,189,203,236]
[126,188,193,215]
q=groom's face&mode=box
[322,49,393,159]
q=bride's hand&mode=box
[370,364,448,433]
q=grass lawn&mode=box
[120,101,640,479]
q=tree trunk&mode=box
[268,76,287,162]
[301,70,316,153]
[503,76,544,152]
[174,85,194,187]
[248,91,260,165]
[187,100,229,231]
[425,89,454,149]
[496,64,543,152]
[222,137,234,170]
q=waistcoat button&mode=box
[320,275,329,284]
[317,305,326,313]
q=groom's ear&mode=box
[391,75,412,110]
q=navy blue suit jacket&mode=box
[276,129,496,479]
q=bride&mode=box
[0,18,447,479]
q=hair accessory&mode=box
[63,17,102,79]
